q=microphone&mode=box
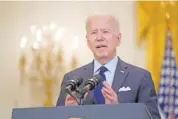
[64,76,83,105]
[65,76,83,92]
[79,74,102,98]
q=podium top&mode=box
[12,103,153,119]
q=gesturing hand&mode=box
[101,81,119,104]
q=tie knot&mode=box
[99,66,108,74]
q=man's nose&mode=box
[96,32,103,41]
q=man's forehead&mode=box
[86,15,116,30]
[87,15,115,24]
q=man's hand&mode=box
[65,92,89,106]
[65,92,78,106]
[101,81,119,104]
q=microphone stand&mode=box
[65,88,85,105]
[79,98,84,105]
[79,94,85,105]
[65,89,80,105]
[76,88,85,105]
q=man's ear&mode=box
[116,33,121,46]
[86,34,91,48]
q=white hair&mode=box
[85,13,120,33]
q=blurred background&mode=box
[0,1,178,119]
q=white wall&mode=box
[0,1,147,119]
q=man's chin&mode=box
[95,53,108,59]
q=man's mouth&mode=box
[96,45,107,49]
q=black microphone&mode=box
[65,76,83,92]
[79,74,101,98]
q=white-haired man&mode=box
[56,15,161,119]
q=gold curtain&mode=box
[136,1,178,92]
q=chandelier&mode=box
[18,23,78,107]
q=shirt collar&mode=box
[94,56,118,74]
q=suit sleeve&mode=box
[137,71,161,119]
[56,74,69,106]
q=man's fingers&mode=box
[101,83,119,104]
[84,92,89,98]
[103,81,117,95]
[65,100,77,106]
[65,93,78,106]
[102,87,111,95]
[102,88,112,100]
[105,94,113,100]
[103,81,111,89]
[102,83,115,96]
[66,95,75,101]
[102,88,111,98]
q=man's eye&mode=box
[103,31,109,33]
[91,31,97,34]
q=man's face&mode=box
[86,16,121,60]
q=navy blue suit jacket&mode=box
[56,57,161,119]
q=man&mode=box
[56,15,161,119]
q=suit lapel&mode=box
[83,61,94,80]
[112,57,129,93]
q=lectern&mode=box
[12,103,153,119]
